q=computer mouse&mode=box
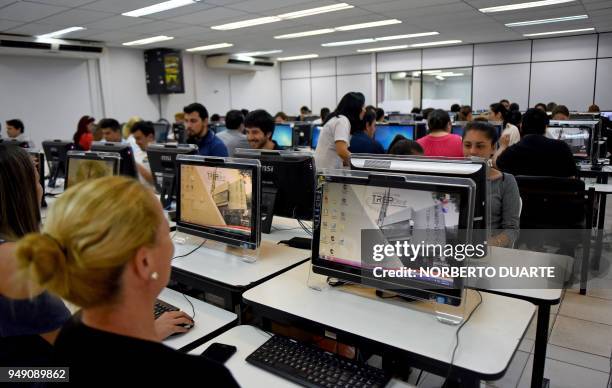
[179,322,194,329]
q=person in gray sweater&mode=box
[217,109,250,156]
[462,121,521,247]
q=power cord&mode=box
[172,240,206,261]
[181,292,196,321]
[444,290,483,385]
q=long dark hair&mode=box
[324,92,365,134]
[0,144,40,240]
[490,103,508,129]
[73,115,94,145]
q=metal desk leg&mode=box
[531,304,551,388]
[593,192,606,271]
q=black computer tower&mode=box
[144,48,185,94]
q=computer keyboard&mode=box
[246,334,391,388]
[154,299,179,319]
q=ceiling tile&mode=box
[36,8,114,25]
[119,20,183,35]
[140,2,216,20]
[226,0,319,12]
[0,1,69,22]
[5,22,65,35]
[85,15,150,30]
[82,0,166,13]
[0,18,21,31]
[167,6,248,25]
[28,0,98,7]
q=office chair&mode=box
[515,176,595,294]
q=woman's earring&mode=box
[150,272,159,280]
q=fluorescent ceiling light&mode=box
[506,14,588,27]
[479,0,574,13]
[212,3,353,30]
[322,31,438,47]
[422,70,442,74]
[357,45,409,53]
[277,3,353,19]
[435,75,445,80]
[523,27,594,36]
[277,54,319,61]
[275,29,335,39]
[412,71,420,77]
[37,26,85,39]
[186,42,233,52]
[235,50,282,56]
[410,39,462,47]
[123,35,174,46]
[335,19,401,31]
[123,0,197,17]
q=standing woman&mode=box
[490,103,520,146]
[73,115,95,150]
[314,92,366,170]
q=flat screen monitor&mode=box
[0,138,30,148]
[547,125,591,159]
[272,124,293,148]
[176,155,261,250]
[234,149,315,233]
[152,122,169,143]
[311,126,322,149]
[26,149,46,207]
[311,170,474,306]
[451,122,466,137]
[42,140,76,188]
[146,143,198,208]
[90,142,138,178]
[601,112,612,120]
[293,122,312,147]
[65,151,120,189]
[375,124,415,152]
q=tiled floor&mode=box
[407,200,612,388]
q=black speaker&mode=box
[144,48,185,94]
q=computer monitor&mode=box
[65,151,120,189]
[27,149,46,208]
[451,122,466,137]
[212,124,227,134]
[0,138,30,148]
[152,122,169,143]
[311,170,475,306]
[414,122,428,139]
[90,142,138,178]
[175,155,261,250]
[601,112,612,120]
[234,149,315,233]
[547,123,593,159]
[375,124,415,152]
[293,122,312,147]
[42,140,76,188]
[387,113,414,122]
[311,126,322,149]
[350,155,489,232]
[272,124,294,148]
[146,143,198,208]
[569,113,599,121]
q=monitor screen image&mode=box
[601,112,612,120]
[66,157,117,189]
[180,164,253,237]
[547,126,590,158]
[272,124,293,148]
[451,124,464,137]
[374,125,415,151]
[311,126,322,149]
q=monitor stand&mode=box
[261,186,278,234]
[159,175,176,210]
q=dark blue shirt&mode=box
[349,131,384,154]
[193,129,229,157]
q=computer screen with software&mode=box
[272,124,293,148]
[65,151,120,189]
[375,125,415,152]
[311,126,322,149]
[547,125,591,158]
[176,155,261,250]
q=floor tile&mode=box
[520,338,535,353]
[549,315,612,357]
[559,292,612,325]
[545,344,611,373]
[568,276,612,300]
[484,350,530,388]
[518,355,609,388]
[525,312,556,340]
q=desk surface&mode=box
[587,183,612,193]
[159,288,237,351]
[243,263,535,380]
[191,325,414,388]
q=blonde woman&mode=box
[16,176,238,386]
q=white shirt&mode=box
[501,123,520,146]
[314,115,350,170]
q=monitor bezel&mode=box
[146,143,198,194]
[374,123,416,151]
[90,141,138,178]
[64,151,121,190]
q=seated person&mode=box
[312,107,330,125]
[99,118,123,143]
[375,108,385,123]
[245,109,280,150]
[183,103,228,157]
[490,102,520,146]
[16,176,238,385]
[462,122,520,247]
[217,110,249,156]
[298,106,311,122]
[534,103,547,112]
[5,119,31,145]
[130,121,156,185]
[349,110,384,154]
[388,135,424,155]
[416,109,463,157]
[495,108,576,177]
[551,104,570,121]
[457,106,472,122]
[274,111,288,123]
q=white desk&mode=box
[267,217,312,244]
[191,325,415,388]
[243,263,535,386]
[159,287,237,352]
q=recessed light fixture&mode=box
[123,35,174,46]
[37,26,85,39]
[435,75,445,81]
[357,45,409,53]
[422,70,442,74]
[123,0,199,17]
[410,40,462,47]
[186,42,233,52]
[479,0,574,13]
[523,27,594,36]
[276,19,403,39]
[505,15,588,27]
[212,3,353,30]
[322,31,438,47]
[235,50,283,56]
[277,54,319,61]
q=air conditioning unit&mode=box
[0,34,105,59]
[206,54,276,71]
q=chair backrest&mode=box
[515,175,593,229]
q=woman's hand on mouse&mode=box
[154,310,194,340]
